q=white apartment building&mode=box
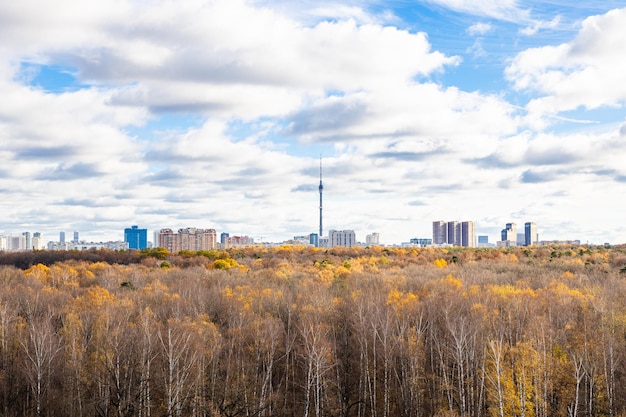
[329,230,356,247]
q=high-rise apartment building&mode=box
[124,225,148,250]
[447,221,461,246]
[329,230,356,247]
[309,233,319,248]
[433,221,447,245]
[22,232,31,251]
[220,232,229,245]
[32,232,43,250]
[366,233,380,246]
[525,222,538,246]
[461,221,475,247]
[73,231,79,243]
[158,227,217,252]
[433,220,475,247]
[60,231,65,243]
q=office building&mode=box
[60,231,65,243]
[124,225,148,250]
[220,232,229,245]
[525,222,538,246]
[329,230,356,247]
[158,227,217,252]
[433,221,447,245]
[501,223,517,243]
[309,233,319,248]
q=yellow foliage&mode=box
[444,274,462,290]
[434,258,447,269]
[507,253,519,263]
[24,263,51,282]
[85,287,115,307]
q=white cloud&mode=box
[421,0,529,22]
[519,15,561,36]
[507,8,626,125]
[467,22,493,36]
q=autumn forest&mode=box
[1,245,626,417]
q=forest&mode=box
[0,244,625,417]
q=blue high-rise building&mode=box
[221,232,229,245]
[124,225,148,250]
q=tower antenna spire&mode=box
[319,155,323,238]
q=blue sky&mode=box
[1,0,626,245]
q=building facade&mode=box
[158,227,217,252]
[461,221,475,247]
[525,222,538,246]
[433,220,475,247]
[366,233,380,246]
[501,223,517,244]
[124,225,148,250]
[433,221,447,245]
[329,230,356,247]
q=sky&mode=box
[1,0,626,245]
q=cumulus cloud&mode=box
[507,8,626,125]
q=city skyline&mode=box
[2,2,626,245]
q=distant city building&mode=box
[292,235,310,245]
[124,225,148,250]
[22,232,31,251]
[224,235,254,247]
[447,221,461,246]
[319,237,329,248]
[433,221,447,245]
[60,231,65,243]
[517,233,526,246]
[538,240,581,246]
[158,227,217,252]
[73,231,79,243]
[409,238,432,247]
[477,235,494,248]
[32,232,43,250]
[329,230,356,247]
[309,233,319,247]
[525,222,538,246]
[461,221,475,247]
[366,233,380,246]
[433,220,475,247]
[47,240,129,251]
[220,232,229,245]
[500,223,517,246]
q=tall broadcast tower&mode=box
[319,157,323,238]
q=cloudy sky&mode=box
[1,0,626,245]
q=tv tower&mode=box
[319,156,323,238]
